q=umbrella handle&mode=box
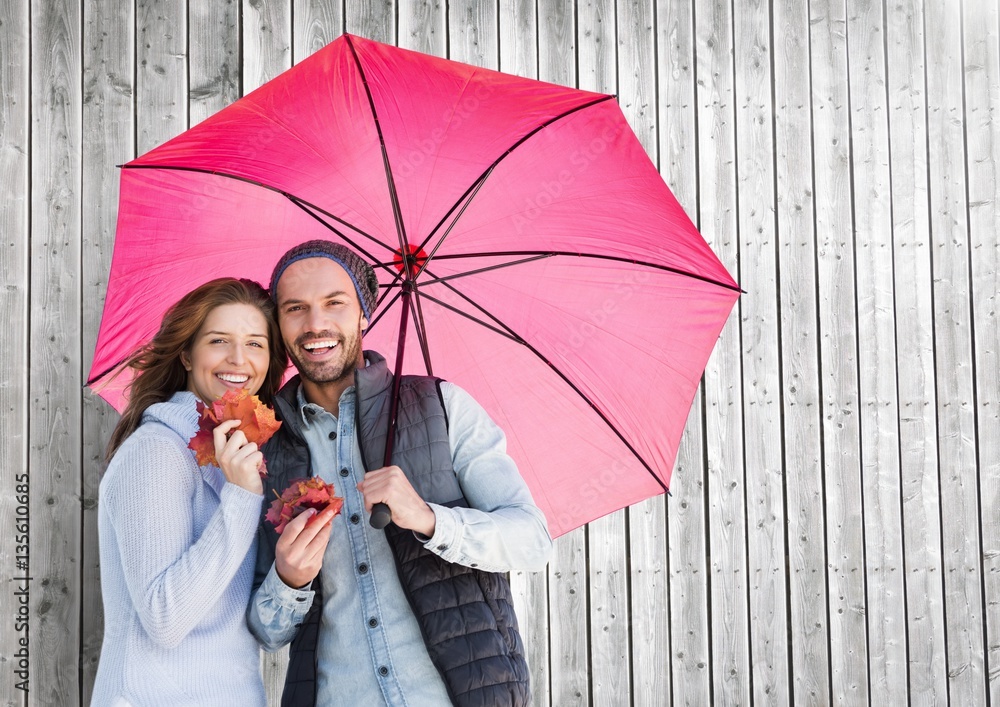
[370,502,392,529]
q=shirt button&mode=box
[368,617,378,628]
[378,666,389,677]
[328,430,337,440]
[358,563,369,574]
[350,514,360,524]
[339,468,349,478]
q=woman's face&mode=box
[181,302,271,403]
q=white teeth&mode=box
[303,340,337,351]
[217,373,250,383]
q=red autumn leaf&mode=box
[188,389,282,474]
[265,477,344,534]
[189,423,217,467]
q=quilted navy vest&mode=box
[262,352,531,706]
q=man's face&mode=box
[275,257,368,386]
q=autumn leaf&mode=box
[188,389,282,473]
[266,477,344,534]
[189,423,217,467]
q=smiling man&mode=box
[247,240,553,707]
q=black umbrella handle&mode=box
[369,283,413,530]
[370,502,392,529]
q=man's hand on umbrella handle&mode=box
[274,506,337,589]
[357,466,436,537]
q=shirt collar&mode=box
[295,383,321,426]
[294,357,370,426]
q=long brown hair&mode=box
[106,277,286,459]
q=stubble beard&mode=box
[288,327,363,386]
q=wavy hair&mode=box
[105,277,286,459]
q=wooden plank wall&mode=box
[1,0,998,704]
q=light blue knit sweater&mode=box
[92,391,266,706]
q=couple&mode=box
[92,240,553,707]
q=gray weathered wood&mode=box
[448,0,498,67]
[668,404,711,707]
[244,0,291,93]
[812,0,871,703]
[549,529,590,706]
[29,0,83,701]
[733,0,789,701]
[773,0,829,701]
[189,0,240,123]
[81,0,136,701]
[346,0,394,44]
[10,2,1000,704]
[885,1,949,703]
[291,0,344,104]
[137,0,187,154]
[398,0,445,54]
[845,0,909,703]
[629,493,670,707]
[658,0,711,703]
[499,0,535,79]
[510,561,551,707]
[537,0,575,88]
[926,0,988,702]
[963,1,1000,702]
[696,0,750,703]
[0,2,30,704]
[295,0,345,62]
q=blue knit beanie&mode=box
[269,240,379,320]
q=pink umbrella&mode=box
[88,34,739,537]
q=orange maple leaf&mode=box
[265,477,344,534]
[188,389,282,471]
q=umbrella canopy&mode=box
[89,34,740,537]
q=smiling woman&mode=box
[91,278,285,707]
[180,303,272,404]
[105,279,286,459]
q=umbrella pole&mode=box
[369,282,412,529]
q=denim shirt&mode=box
[248,377,552,706]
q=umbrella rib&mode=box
[345,34,408,253]
[423,250,745,293]
[119,162,400,255]
[426,272,669,492]
[415,254,557,285]
[416,94,616,255]
[86,360,126,387]
[412,166,493,281]
[410,289,434,376]
[414,291,523,343]
[284,194,392,254]
[367,289,404,332]
[288,196,404,280]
